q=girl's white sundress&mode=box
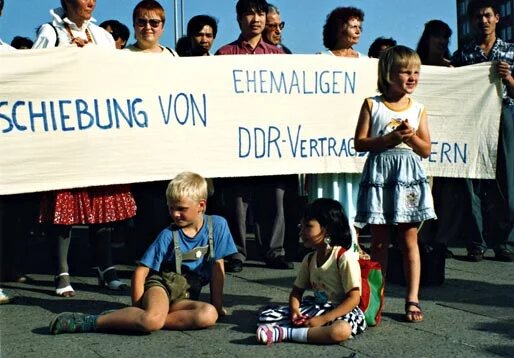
[355,96,437,224]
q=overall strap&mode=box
[171,215,213,274]
[172,228,182,275]
[207,215,214,260]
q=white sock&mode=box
[290,327,309,342]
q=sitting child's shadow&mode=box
[220,308,265,346]
[214,292,280,337]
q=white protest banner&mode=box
[0,47,503,195]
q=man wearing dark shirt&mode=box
[188,15,217,56]
[451,0,514,262]
[215,0,283,55]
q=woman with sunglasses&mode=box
[125,0,178,56]
[124,0,178,269]
[33,0,135,297]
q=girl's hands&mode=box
[389,119,415,145]
[292,313,309,326]
[291,309,302,322]
[304,315,326,328]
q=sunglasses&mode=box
[136,18,162,28]
[266,21,285,30]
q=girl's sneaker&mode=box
[256,325,285,345]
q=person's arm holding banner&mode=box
[498,61,514,98]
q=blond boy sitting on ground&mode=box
[49,172,237,334]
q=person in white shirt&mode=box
[33,0,114,49]
[32,0,134,298]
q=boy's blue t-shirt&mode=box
[139,215,237,282]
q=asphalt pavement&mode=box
[0,232,513,358]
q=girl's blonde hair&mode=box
[377,45,421,95]
[165,172,208,205]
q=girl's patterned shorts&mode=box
[257,296,367,337]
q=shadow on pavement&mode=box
[246,276,295,289]
[7,295,128,315]
[2,278,130,297]
[476,320,514,338]
[229,335,260,346]
[384,278,514,308]
[220,309,261,334]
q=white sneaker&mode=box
[0,288,11,304]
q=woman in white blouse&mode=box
[309,6,368,259]
[32,0,134,298]
[33,0,114,49]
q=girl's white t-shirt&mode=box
[294,246,361,303]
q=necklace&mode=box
[64,23,93,47]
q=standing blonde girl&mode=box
[354,46,436,322]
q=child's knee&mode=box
[328,321,352,343]
[137,312,166,332]
[194,304,218,328]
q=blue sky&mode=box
[0,1,457,54]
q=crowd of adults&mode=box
[0,0,513,307]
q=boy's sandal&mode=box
[54,273,75,297]
[405,301,424,323]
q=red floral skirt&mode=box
[39,184,137,225]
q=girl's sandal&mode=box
[405,301,424,323]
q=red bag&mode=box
[334,248,384,326]
[358,259,384,326]
[308,247,384,326]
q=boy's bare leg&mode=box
[96,287,170,332]
[164,299,218,330]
